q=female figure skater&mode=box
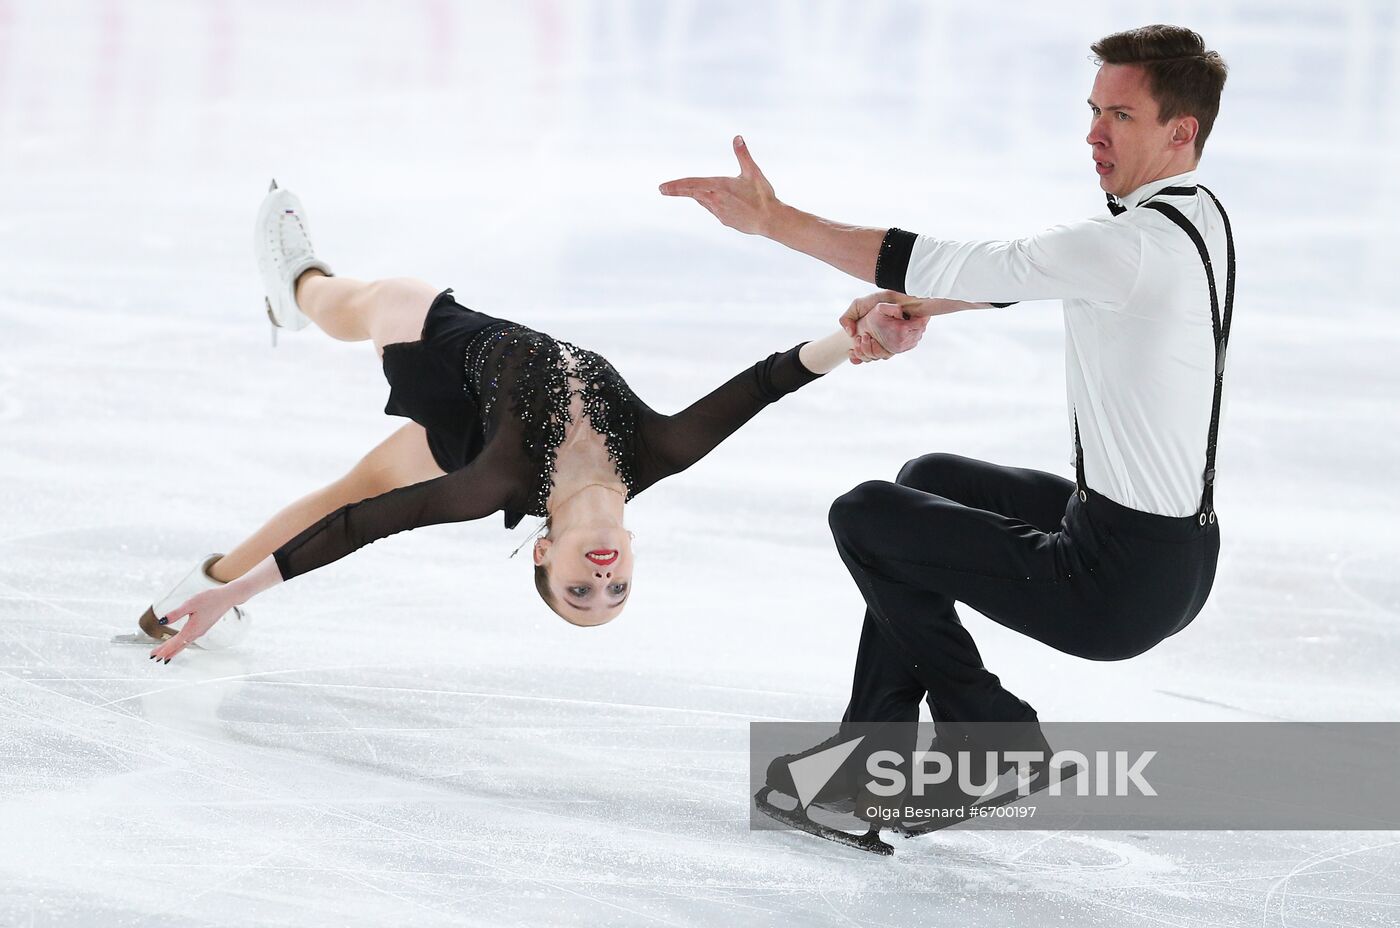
[139,182,950,662]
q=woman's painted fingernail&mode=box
[157,617,168,625]
[164,658,171,664]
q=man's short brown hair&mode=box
[1091,25,1228,158]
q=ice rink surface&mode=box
[2,1,1398,924]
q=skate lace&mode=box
[276,211,314,263]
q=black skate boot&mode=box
[755,725,913,856]
[762,731,863,813]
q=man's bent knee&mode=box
[829,479,901,541]
[896,452,969,493]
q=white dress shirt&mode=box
[901,170,1231,517]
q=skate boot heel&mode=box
[137,553,251,651]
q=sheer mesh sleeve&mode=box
[272,456,518,581]
[631,343,823,492]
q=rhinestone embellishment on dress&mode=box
[463,323,638,516]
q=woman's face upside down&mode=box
[534,522,634,626]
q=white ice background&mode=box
[1,1,1398,925]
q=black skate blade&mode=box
[897,763,1082,838]
[754,787,893,856]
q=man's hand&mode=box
[840,290,913,337]
[849,303,930,363]
[659,136,778,236]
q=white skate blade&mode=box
[112,631,162,646]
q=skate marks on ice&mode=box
[1259,837,1400,928]
[3,579,1399,926]
[804,830,1400,927]
[1153,687,1300,722]
[0,580,1222,928]
[2,507,1398,924]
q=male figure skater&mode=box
[661,24,1233,850]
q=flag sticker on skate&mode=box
[789,736,864,808]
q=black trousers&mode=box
[831,453,1220,728]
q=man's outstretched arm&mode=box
[662,136,1141,312]
[659,135,887,284]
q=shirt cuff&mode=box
[874,228,917,293]
[896,231,1021,305]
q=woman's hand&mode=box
[149,583,246,663]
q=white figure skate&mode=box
[135,553,251,651]
[254,178,332,347]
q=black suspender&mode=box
[1073,412,1088,504]
[1075,185,1236,525]
[1140,186,1235,524]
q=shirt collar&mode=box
[1113,169,1199,211]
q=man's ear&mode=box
[1170,116,1199,151]
[533,538,551,566]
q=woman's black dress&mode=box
[271,290,824,581]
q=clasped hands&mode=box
[845,291,970,364]
[846,291,924,363]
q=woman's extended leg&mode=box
[293,271,441,354]
[207,422,446,582]
[205,273,446,581]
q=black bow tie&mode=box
[1107,186,1197,217]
